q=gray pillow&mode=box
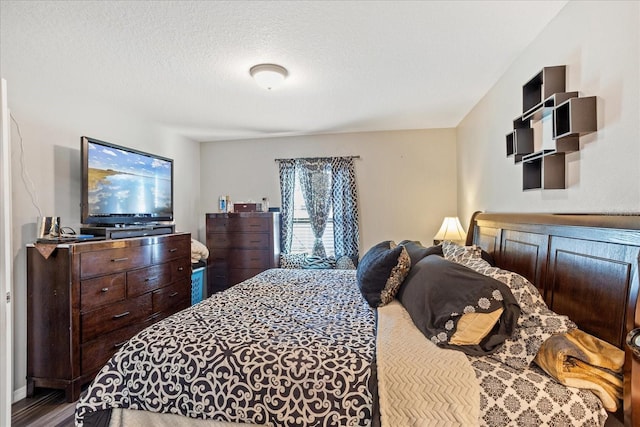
[398,240,442,265]
[397,255,520,356]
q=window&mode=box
[278,157,359,260]
[290,175,335,256]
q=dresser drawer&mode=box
[81,294,152,343]
[151,237,191,264]
[228,249,269,268]
[152,280,190,313]
[127,263,172,297]
[208,232,270,249]
[207,216,270,232]
[81,273,126,312]
[208,264,228,293]
[207,247,229,264]
[81,319,153,374]
[171,258,191,282]
[80,246,151,279]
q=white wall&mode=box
[457,1,640,224]
[199,129,458,252]
[2,83,201,398]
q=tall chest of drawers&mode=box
[205,212,280,294]
[26,232,191,402]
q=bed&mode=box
[75,212,640,426]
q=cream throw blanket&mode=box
[376,300,480,427]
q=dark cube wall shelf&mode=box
[554,96,597,139]
[522,152,566,190]
[524,91,578,121]
[522,66,567,117]
[555,136,580,153]
[506,65,598,191]
[506,128,534,163]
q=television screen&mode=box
[81,136,174,226]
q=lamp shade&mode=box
[249,63,288,90]
[433,217,467,245]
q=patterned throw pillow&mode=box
[442,240,482,263]
[279,253,308,269]
[356,241,411,307]
[442,240,496,271]
[335,256,357,270]
[450,253,576,370]
[302,256,336,269]
[484,268,576,369]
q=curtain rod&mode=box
[274,155,360,162]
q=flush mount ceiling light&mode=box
[249,63,288,90]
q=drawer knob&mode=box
[144,276,158,283]
[112,311,130,319]
[169,248,177,253]
[111,257,129,263]
[178,267,184,271]
[101,287,109,293]
[169,292,179,297]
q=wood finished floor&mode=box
[11,389,76,427]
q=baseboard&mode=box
[13,385,26,403]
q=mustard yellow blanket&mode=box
[534,328,624,412]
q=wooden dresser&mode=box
[205,212,280,294]
[26,232,191,402]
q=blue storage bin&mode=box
[191,267,205,305]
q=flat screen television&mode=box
[81,136,174,226]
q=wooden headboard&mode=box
[466,212,640,426]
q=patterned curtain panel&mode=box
[296,158,332,258]
[278,159,296,254]
[331,157,359,259]
[277,156,360,259]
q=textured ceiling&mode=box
[0,1,567,142]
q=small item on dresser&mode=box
[37,216,60,238]
[233,202,262,212]
[218,195,226,213]
[262,197,269,212]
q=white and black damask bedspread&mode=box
[471,356,607,426]
[75,269,376,427]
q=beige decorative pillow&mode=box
[450,308,504,345]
